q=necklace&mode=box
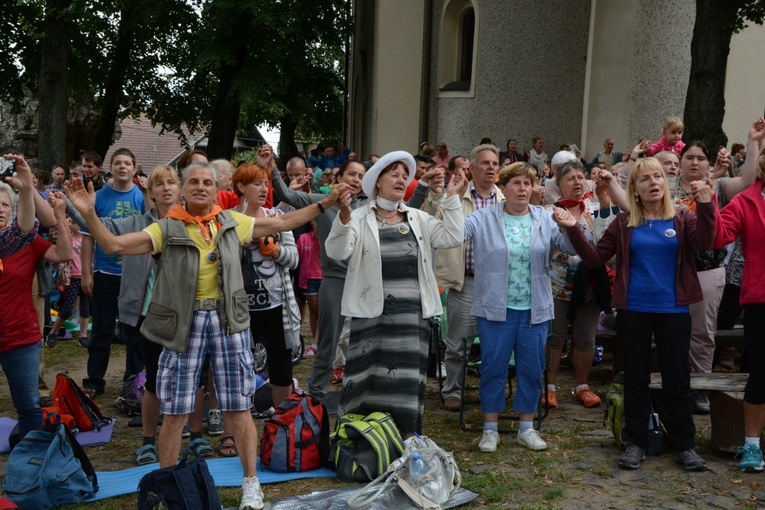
[376,209,400,226]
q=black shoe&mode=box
[78,336,91,348]
[45,333,57,349]
[618,444,646,470]
[675,448,708,471]
[692,391,710,414]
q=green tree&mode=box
[683,0,765,149]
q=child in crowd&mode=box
[296,220,321,357]
[46,214,90,348]
[645,116,686,156]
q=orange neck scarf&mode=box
[165,204,222,242]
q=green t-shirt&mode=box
[503,212,532,310]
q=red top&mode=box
[714,179,765,305]
[0,236,51,352]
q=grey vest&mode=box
[140,211,250,352]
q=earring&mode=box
[635,195,640,202]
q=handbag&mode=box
[347,435,461,509]
[137,447,221,510]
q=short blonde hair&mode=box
[627,158,675,228]
[210,159,234,179]
[147,165,180,190]
[663,116,684,134]
[497,162,537,188]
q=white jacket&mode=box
[325,195,464,319]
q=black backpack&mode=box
[137,447,221,510]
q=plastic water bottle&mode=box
[411,451,428,476]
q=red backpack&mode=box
[259,393,329,472]
[42,373,111,432]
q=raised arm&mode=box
[723,117,765,201]
[252,184,350,239]
[42,192,73,263]
[553,207,618,268]
[5,154,36,232]
[66,178,154,255]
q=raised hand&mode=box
[690,179,714,203]
[4,154,33,190]
[65,178,97,214]
[447,168,468,197]
[258,234,280,257]
[48,191,67,218]
[530,183,546,205]
[256,144,275,169]
[326,182,349,206]
[749,117,765,148]
[552,206,577,229]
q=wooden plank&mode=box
[649,373,748,391]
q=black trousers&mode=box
[744,304,765,404]
[616,310,696,452]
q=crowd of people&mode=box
[1,114,764,508]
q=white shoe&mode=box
[517,428,547,450]
[240,476,264,510]
[478,430,499,452]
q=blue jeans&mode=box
[477,309,548,414]
[1,342,42,438]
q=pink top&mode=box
[296,231,322,289]
[70,235,83,278]
[645,137,686,157]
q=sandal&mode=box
[189,437,214,458]
[135,443,158,465]
[303,344,318,359]
[219,434,238,458]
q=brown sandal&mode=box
[219,434,238,457]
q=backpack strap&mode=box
[364,412,405,456]
[345,421,390,478]
[60,424,99,491]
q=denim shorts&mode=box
[300,278,322,296]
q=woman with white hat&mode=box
[325,151,467,436]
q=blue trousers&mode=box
[1,342,42,438]
[477,309,548,414]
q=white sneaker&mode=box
[478,430,499,452]
[240,476,264,510]
[517,428,547,451]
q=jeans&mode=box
[616,310,696,452]
[84,272,121,393]
[1,342,42,438]
[476,309,548,414]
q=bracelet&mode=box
[317,201,325,213]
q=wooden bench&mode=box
[596,327,744,377]
[649,372,748,452]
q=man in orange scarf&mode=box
[68,163,349,510]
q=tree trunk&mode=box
[90,0,137,158]
[683,0,744,149]
[37,0,72,174]
[206,54,246,160]
[278,114,299,172]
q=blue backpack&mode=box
[3,424,98,508]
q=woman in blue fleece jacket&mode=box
[464,162,575,453]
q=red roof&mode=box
[104,115,203,173]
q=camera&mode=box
[0,158,15,178]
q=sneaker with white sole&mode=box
[207,409,223,436]
[478,429,499,452]
[240,476,265,510]
[517,428,548,450]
